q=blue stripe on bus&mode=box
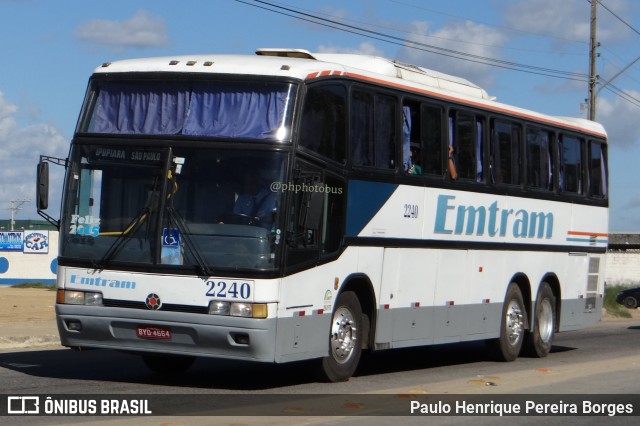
[346,180,398,237]
[566,237,608,244]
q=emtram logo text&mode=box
[434,194,553,239]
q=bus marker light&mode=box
[252,304,268,319]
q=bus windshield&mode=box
[60,145,287,273]
[80,79,295,141]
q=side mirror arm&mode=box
[36,155,67,230]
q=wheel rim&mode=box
[505,300,524,346]
[329,306,357,364]
[537,299,554,343]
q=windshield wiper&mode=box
[92,206,151,271]
[166,206,213,277]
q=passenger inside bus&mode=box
[226,173,277,228]
[407,143,423,175]
[448,145,458,180]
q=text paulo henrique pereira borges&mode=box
[410,399,634,416]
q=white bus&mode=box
[38,48,608,382]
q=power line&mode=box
[285,0,585,56]
[237,0,589,82]
[598,0,640,37]
[603,83,640,108]
[390,0,589,45]
[590,1,640,113]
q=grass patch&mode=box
[11,282,55,290]
[604,284,633,318]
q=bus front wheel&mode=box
[488,284,526,362]
[318,291,363,382]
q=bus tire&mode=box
[318,291,363,382]
[142,354,195,375]
[488,284,526,362]
[523,283,555,358]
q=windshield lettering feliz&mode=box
[434,194,553,239]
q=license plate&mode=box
[136,325,172,340]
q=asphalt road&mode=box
[1,317,639,425]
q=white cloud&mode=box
[395,20,507,88]
[504,0,588,42]
[503,0,633,44]
[0,92,67,219]
[596,90,640,149]
[316,41,385,56]
[75,10,168,51]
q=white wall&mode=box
[0,231,58,285]
[605,251,640,286]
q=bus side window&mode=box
[402,101,422,175]
[299,84,347,164]
[321,174,345,256]
[491,120,521,186]
[421,104,443,176]
[559,134,584,194]
[589,140,607,198]
[526,127,553,191]
[449,111,482,181]
[285,163,345,269]
[351,90,396,170]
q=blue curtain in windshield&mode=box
[89,81,288,139]
[90,81,190,134]
[184,82,286,138]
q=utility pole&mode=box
[9,199,30,231]
[588,0,598,121]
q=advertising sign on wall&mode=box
[23,230,49,254]
[0,232,24,251]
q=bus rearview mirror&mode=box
[36,161,49,210]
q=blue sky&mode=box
[1,0,639,231]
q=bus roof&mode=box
[94,48,607,138]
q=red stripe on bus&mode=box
[567,230,608,237]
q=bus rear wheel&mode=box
[523,283,555,358]
[488,284,526,362]
[318,291,363,382]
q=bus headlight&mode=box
[230,302,252,318]
[208,301,268,318]
[208,301,230,316]
[57,289,103,306]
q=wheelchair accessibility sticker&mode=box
[161,228,182,265]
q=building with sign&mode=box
[0,230,58,285]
